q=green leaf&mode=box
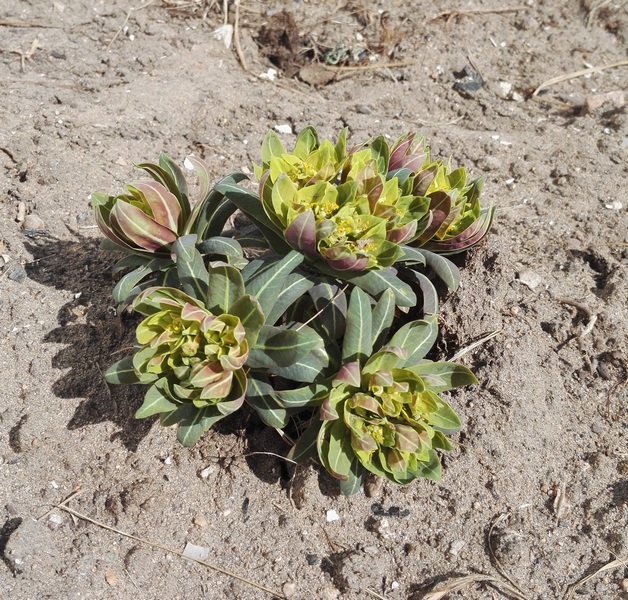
[426,397,462,432]
[245,375,290,428]
[293,126,319,159]
[159,153,190,211]
[188,173,248,237]
[183,155,211,204]
[412,449,442,481]
[342,287,373,364]
[398,245,427,266]
[345,268,417,308]
[135,380,178,418]
[215,179,291,254]
[177,407,214,447]
[261,130,286,165]
[172,234,209,302]
[288,417,323,463]
[407,361,478,393]
[104,356,141,384]
[325,420,354,480]
[275,378,333,408]
[248,326,322,368]
[228,294,265,344]
[243,251,304,321]
[265,273,314,326]
[112,263,156,305]
[338,459,364,495]
[403,269,438,314]
[371,289,395,351]
[415,249,460,291]
[111,254,154,275]
[206,264,245,314]
[271,346,330,383]
[307,280,347,341]
[197,236,244,261]
[388,315,438,366]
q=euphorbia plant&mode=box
[104,234,329,445]
[218,127,494,311]
[94,126,491,494]
[91,154,247,304]
[283,287,476,494]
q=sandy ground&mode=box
[1,1,627,599]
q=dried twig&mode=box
[422,573,529,600]
[0,19,61,28]
[487,514,531,599]
[56,502,286,598]
[433,6,528,26]
[11,38,41,71]
[233,0,250,73]
[533,59,628,96]
[565,555,628,599]
[106,0,156,51]
[449,329,502,362]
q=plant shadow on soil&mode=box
[23,233,344,495]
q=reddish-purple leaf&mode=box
[130,181,181,231]
[94,207,138,252]
[395,424,420,453]
[387,220,417,244]
[413,165,437,196]
[415,192,451,245]
[333,361,361,387]
[285,210,318,259]
[111,202,177,251]
[320,398,340,421]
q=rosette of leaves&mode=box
[217,127,494,312]
[283,287,477,495]
[91,154,247,304]
[104,234,329,445]
[389,132,495,254]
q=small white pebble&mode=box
[326,509,340,522]
[391,581,400,590]
[274,124,293,135]
[50,481,59,489]
[605,200,622,210]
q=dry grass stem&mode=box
[0,19,61,28]
[365,588,387,599]
[233,0,249,73]
[533,59,628,96]
[422,573,529,599]
[433,6,528,26]
[565,556,628,599]
[56,502,286,598]
[487,514,531,599]
[449,329,502,362]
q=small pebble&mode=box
[7,266,26,283]
[323,584,341,599]
[282,582,297,597]
[591,423,603,434]
[620,578,628,591]
[274,124,293,135]
[356,104,371,114]
[22,213,46,230]
[47,513,64,529]
[305,553,320,566]
[193,515,208,528]
[518,270,543,290]
[326,509,340,522]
